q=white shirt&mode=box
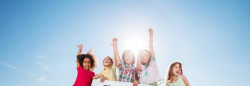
[139,57,164,84]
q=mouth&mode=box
[84,66,89,69]
[176,71,179,74]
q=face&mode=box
[103,57,113,66]
[82,58,91,70]
[172,64,181,76]
[141,52,150,64]
[125,55,133,64]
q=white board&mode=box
[91,79,151,86]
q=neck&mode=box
[171,75,178,80]
[104,65,111,68]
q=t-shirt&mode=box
[117,62,139,83]
[73,67,95,86]
[98,65,117,81]
[167,75,186,86]
[139,57,164,85]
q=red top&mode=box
[73,67,95,86]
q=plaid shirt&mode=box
[117,62,139,83]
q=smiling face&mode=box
[103,56,113,67]
[141,51,151,64]
[172,64,182,77]
[82,58,91,70]
[125,55,133,64]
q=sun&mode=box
[123,33,148,56]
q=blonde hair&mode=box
[138,49,151,65]
[166,62,183,81]
[122,50,135,64]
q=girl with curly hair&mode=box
[73,44,98,86]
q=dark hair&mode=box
[122,50,135,64]
[103,56,113,63]
[77,54,98,71]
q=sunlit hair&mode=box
[103,56,113,63]
[77,53,98,71]
[122,50,135,64]
[138,49,151,65]
[166,62,183,81]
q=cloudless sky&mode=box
[0,0,250,86]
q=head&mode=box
[77,54,98,71]
[103,56,113,67]
[122,50,135,64]
[166,62,183,80]
[138,49,151,65]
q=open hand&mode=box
[87,48,94,54]
[77,44,83,49]
[149,28,153,34]
[112,38,118,42]
[100,74,105,83]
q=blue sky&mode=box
[0,0,250,86]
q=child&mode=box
[92,55,117,82]
[166,62,190,86]
[73,44,98,86]
[136,28,164,85]
[112,38,139,86]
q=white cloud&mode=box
[0,62,32,74]
[37,55,47,59]
[37,62,62,74]
[38,77,45,81]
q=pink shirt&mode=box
[73,67,95,86]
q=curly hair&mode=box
[166,62,183,81]
[77,53,98,71]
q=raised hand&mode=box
[87,48,94,54]
[149,28,153,35]
[112,38,118,43]
[77,44,83,50]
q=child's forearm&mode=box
[92,74,101,79]
[149,29,155,58]
[136,54,142,71]
[77,48,82,55]
[113,42,121,63]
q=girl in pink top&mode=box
[73,44,98,86]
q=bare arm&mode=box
[92,74,102,79]
[112,38,121,64]
[181,75,190,86]
[76,44,83,68]
[77,44,83,55]
[166,82,169,86]
[136,53,142,71]
[112,44,117,66]
[149,29,155,59]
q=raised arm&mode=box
[112,38,121,64]
[77,44,83,55]
[112,44,117,66]
[76,44,83,68]
[149,29,155,59]
[136,53,142,71]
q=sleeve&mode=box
[141,64,146,71]
[112,65,116,72]
[116,62,123,71]
[150,57,157,66]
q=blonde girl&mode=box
[112,38,139,86]
[137,28,164,85]
[166,62,190,86]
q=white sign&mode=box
[91,79,151,86]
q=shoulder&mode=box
[181,74,187,80]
